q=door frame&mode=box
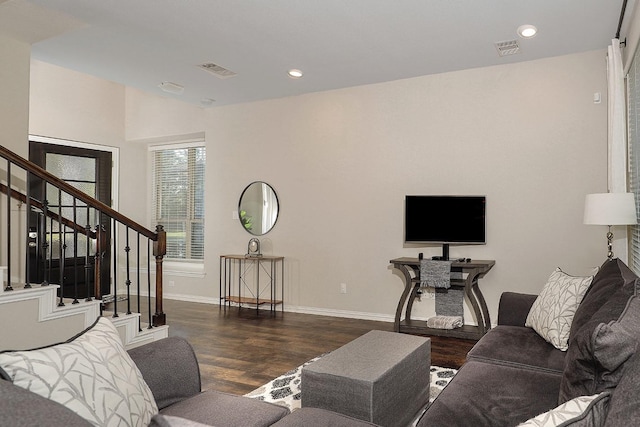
[29,135,120,211]
[28,135,120,296]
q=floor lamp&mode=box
[584,192,638,260]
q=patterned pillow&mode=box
[525,268,594,351]
[0,317,158,427]
[517,393,610,427]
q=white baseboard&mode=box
[134,291,480,327]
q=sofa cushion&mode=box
[467,325,565,373]
[569,258,637,346]
[559,279,637,403]
[0,317,158,427]
[160,390,289,427]
[271,407,380,426]
[517,392,610,427]
[417,360,563,427]
[149,414,210,427]
[559,292,640,403]
[150,414,213,427]
[525,268,594,351]
[604,349,640,426]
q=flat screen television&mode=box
[404,195,486,260]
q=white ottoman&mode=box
[301,330,431,427]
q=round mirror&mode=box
[238,181,279,236]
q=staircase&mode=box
[0,283,167,349]
[0,145,168,350]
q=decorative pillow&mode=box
[559,280,638,403]
[591,295,640,385]
[604,350,640,425]
[526,268,594,351]
[569,259,635,345]
[0,317,158,427]
[517,392,610,427]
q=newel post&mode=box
[152,224,167,326]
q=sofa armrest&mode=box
[497,292,538,327]
[128,336,202,410]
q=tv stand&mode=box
[389,257,495,340]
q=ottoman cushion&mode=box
[302,330,430,427]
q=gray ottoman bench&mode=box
[301,330,431,427]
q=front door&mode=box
[28,141,112,298]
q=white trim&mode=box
[162,260,206,276]
[125,262,206,278]
[28,135,120,211]
[0,285,100,329]
[106,312,169,349]
[148,140,205,151]
[155,293,481,326]
[138,131,205,151]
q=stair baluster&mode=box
[24,171,32,289]
[72,197,79,303]
[1,145,166,327]
[84,223,91,301]
[147,239,153,329]
[125,226,131,315]
[57,188,65,307]
[5,160,12,291]
[112,218,118,318]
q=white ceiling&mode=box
[0,0,633,107]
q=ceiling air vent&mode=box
[494,40,520,57]
[198,62,237,79]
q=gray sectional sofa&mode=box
[418,257,640,427]
[2,258,640,427]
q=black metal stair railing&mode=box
[0,144,166,328]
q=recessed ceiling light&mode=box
[288,69,304,79]
[158,81,184,95]
[200,98,215,106]
[517,24,537,38]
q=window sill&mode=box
[159,260,206,278]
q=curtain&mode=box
[608,38,630,262]
[609,38,627,192]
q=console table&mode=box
[219,255,284,315]
[389,258,495,340]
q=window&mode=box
[151,144,206,260]
[628,46,640,274]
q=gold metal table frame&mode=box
[219,254,284,315]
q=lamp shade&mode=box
[584,192,638,225]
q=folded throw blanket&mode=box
[427,315,463,330]
[420,259,452,289]
[435,287,464,318]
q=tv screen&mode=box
[404,195,486,245]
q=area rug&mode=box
[244,354,457,413]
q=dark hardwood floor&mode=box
[158,299,475,395]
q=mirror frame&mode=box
[238,181,280,236]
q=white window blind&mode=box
[151,145,206,260]
[628,45,640,274]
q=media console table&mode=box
[219,254,284,315]
[389,258,495,340]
